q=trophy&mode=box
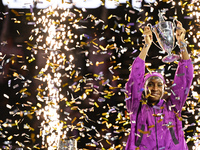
[59,139,77,150]
[148,10,180,63]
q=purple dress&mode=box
[125,57,193,150]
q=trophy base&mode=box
[162,54,180,63]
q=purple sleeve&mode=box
[125,57,145,113]
[171,59,194,111]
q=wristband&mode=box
[144,44,149,48]
[177,41,187,52]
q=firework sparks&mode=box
[0,0,200,149]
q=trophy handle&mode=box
[147,23,163,51]
[172,18,177,29]
[172,18,178,50]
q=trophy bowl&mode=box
[153,21,180,63]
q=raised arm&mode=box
[170,21,193,111]
[125,26,152,113]
[176,21,190,60]
[170,59,193,111]
[139,26,153,60]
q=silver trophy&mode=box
[148,10,180,63]
[59,139,77,150]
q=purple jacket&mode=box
[125,57,193,150]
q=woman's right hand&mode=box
[143,26,153,47]
[139,26,153,60]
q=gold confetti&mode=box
[148,125,155,128]
[7,135,13,140]
[138,129,150,134]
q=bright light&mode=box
[3,0,155,9]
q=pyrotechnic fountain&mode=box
[31,6,80,149]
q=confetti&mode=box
[0,0,200,149]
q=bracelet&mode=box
[177,41,187,48]
[180,48,185,52]
[177,41,187,52]
[144,44,149,48]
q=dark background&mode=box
[0,0,199,149]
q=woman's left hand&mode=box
[176,21,186,43]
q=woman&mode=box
[125,21,193,150]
